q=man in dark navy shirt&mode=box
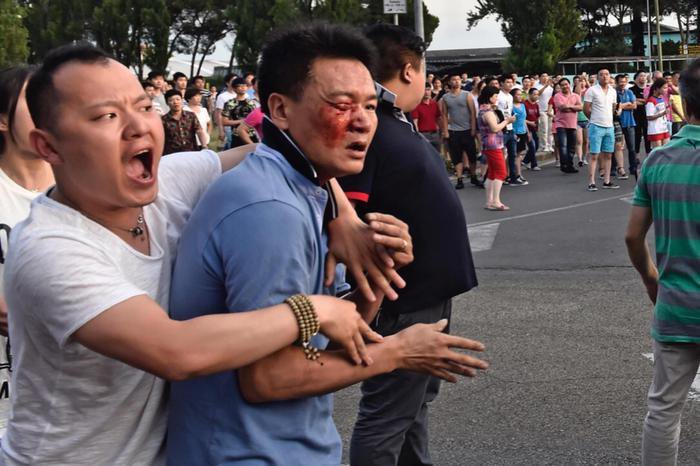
[339,24,480,466]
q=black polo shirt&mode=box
[339,85,478,315]
[630,84,647,127]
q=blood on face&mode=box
[318,102,353,148]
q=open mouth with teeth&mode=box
[126,149,155,182]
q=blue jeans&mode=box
[504,130,517,181]
[556,127,576,168]
[524,131,538,168]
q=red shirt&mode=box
[411,99,441,132]
[524,100,540,129]
[552,92,581,129]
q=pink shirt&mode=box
[552,92,581,129]
[244,107,264,139]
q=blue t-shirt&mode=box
[617,88,636,128]
[513,103,527,135]
[166,143,341,465]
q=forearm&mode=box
[239,339,399,403]
[238,124,254,145]
[625,236,658,284]
[347,285,385,323]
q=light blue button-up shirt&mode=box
[166,141,340,465]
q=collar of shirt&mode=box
[260,116,337,222]
[669,123,700,149]
[376,82,415,131]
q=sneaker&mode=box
[555,161,561,167]
[471,177,485,188]
[503,179,510,185]
[587,184,598,192]
[561,165,579,174]
[582,160,589,165]
[510,178,528,186]
[602,181,620,189]
[517,175,529,184]
[532,166,542,171]
[617,172,629,180]
[455,178,464,189]
[577,161,584,168]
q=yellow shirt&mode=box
[670,94,685,123]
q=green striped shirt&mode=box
[633,124,700,343]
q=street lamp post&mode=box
[414,0,424,40]
[646,0,653,71]
[654,0,663,72]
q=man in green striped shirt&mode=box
[625,58,700,466]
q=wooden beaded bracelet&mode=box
[285,294,321,361]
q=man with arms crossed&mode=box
[583,68,619,191]
[625,58,700,466]
[1,44,413,465]
[166,23,488,465]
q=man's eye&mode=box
[95,113,117,121]
[141,105,153,112]
[365,104,377,111]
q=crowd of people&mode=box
[0,18,697,466]
[416,67,687,209]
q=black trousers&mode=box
[634,116,651,156]
[350,300,452,466]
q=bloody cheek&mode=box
[319,106,351,148]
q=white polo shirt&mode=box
[583,84,617,128]
[497,90,514,131]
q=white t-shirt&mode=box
[583,84,617,128]
[1,150,221,466]
[646,97,668,136]
[535,83,553,112]
[184,106,211,146]
[215,90,234,111]
[497,90,514,131]
[0,169,44,437]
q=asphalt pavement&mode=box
[333,159,700,465]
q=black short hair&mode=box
[147,70,165,81]
[528,87,538,95]
[223,73,236,86]
[0,66,35,154]
[184,87,201,101]
[510,88,521,98]
[498,75,513,84]
[663,71,673,78]
[258,22,377,114]
[648,78,667,97]
[191,75,205,83]
[364,23,424,84]
[141,80,154,90]
[25,43,111,132]
[633,70,646,80]
[558,77,570,85]
[614,74,628,83]
[173,72,187,81]
[478,85,499,105]
[164,89,182,101]
[680,58,700,119]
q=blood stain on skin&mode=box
[319,105,351,148]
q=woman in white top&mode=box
[645,78,671,149]
[0,66,54,434]
[184,87,211,148]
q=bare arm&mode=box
[237,123,255,145]
[218,143,256,172]
[625,206,658,304]
[671,99,685,121]
[238,320,488,403]
[215,108,225,142]
[483,110,510,132]
[440,100,449,137]
[583,101,592,119]
[467,96,477,136]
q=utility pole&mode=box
[646,0,653,71]
[654,0,663,71]
[414,0,424,40]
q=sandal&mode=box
[485,204,510,211]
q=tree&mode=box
[92,0,170,79]
[0,0,29,66]
[467,0,584,73]
[21,0,94,63]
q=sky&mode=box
[423,0,508,50]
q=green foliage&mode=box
[21,0,94,63]
[0,0,29,66]
[468,0,584,73]
[92,0,170,78]
[229,0,439,72]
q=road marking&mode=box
[469,191,635,228]
[643,353,700,401]
[468,223,500,252]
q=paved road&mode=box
[333,160,700,465]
